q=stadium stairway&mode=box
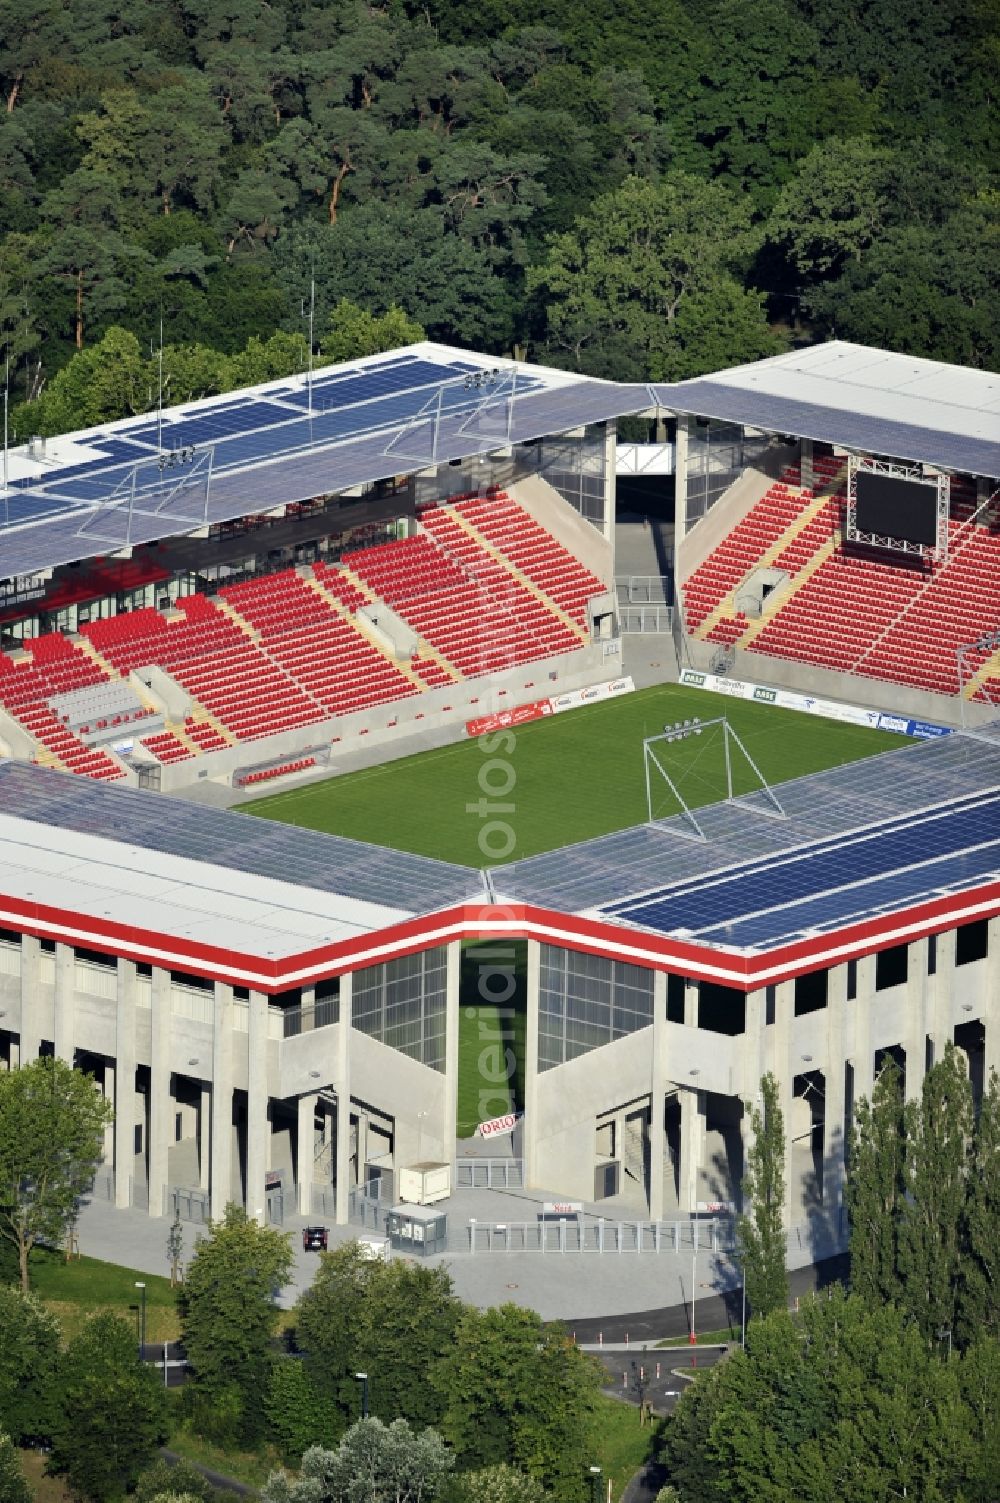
[302,562,454,688]
[427,501,590,645]
[963,647,1000,702]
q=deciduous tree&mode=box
[0,1286,61,1444]
[845,1057,908,1309]
[737,1072,788,1321]
[263,1419,454,1503]
[0,1434,29,1503]
[0,1056,112,1291]
[960,1067,1000,1345]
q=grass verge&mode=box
[588,1393,657,1502]
[29,1247,180,1342]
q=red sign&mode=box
[466,699,553,737]
[476,1111,523,1138]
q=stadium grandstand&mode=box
[1,336,999,1251]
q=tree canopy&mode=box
[0,0,995,444]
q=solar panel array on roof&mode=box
[494,730,1000,947]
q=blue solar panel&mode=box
[603,792,1000,943]
[0,492,86,524]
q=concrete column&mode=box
[824,963,848,1227]
[904,937,930,1102]
[198,1085,211,1191]
[53,943,74,1064]
[603,420,617,547]
[297,1092,318,1217]
[19,935,41,1063]
[523,940,541,1188]
[800,437,814,494]
[443,940,461,1154]
[210,982,234,1216]
[649,971,667,1221]
[247,989,268,1226]
[674,414,690,544]
[678,1086,703,1214]
[852,955,877,1102]
[114,961,137,1209]
[770,980,795,1227]
[929,929,956,1063]
[148,967,172,1218]
[334,972,352,1225]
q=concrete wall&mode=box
[675,466,779,588]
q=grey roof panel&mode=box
[652,380,1000,477]
[0,760,480,916]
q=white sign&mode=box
[697,1200,736,1214]
[677,669,948,739]
[476,1111,522,1139]
[542,1201,584,1216]
[550,676,635,714]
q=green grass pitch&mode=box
[243,683,910,867]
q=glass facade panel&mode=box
[685,421,775,525]
[539,944,654,1070]
[534,426,608,529]
[351,948,447,1071]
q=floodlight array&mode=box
[662,717,703,743]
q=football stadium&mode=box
[0,339,998,1256]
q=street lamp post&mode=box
[134,1281,147,1360]
[355,1371,369,1418]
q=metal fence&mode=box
[466,1216,736,1255]
[455,1158,524,1190]
[619,605,674,634]
[170,1186,211,1224]
[89,1168,115,1202]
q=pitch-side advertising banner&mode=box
[465,677,635,737]
[678,669,951,740]
[476,1111,523,1139]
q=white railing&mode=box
[232,998,249,1032]
[170,983,213,1024]
[0,943,21,978]
[40,954,55,985]
[136,975,152,1008]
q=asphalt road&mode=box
[563,1251,849,1343]
[594,1347,726,1417]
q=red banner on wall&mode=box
[465,699,553,737]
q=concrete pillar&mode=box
[800,437,814,494]
[929,929,956,1063]
[904,937,930,1102]
[297,1092,317,1217]
[198,1084,211,1191]
[334,972,352,1225]
[53,943,74,1064]
[824,963,848,1227]
[852,955,877,1102]
[114,961,137,1210]
[678,1086,703,1214]
[443,940,460,1154]
[210,982,234,1216]
[770,980,795,1227]
[523,940,541,1188]
[603,420,617,548]
[148,967,172,1218]
[649,971,667,1221]
[674,414,690,544]
[247,990,268,1226]
[19,935,41,1063]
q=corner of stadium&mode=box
[1,336,997,1309]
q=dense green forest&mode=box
[1,0,998,437]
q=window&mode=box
[875,945,908,990]
[538,946,654,1070]
[765,985,776,1025]
[927,933,937,975]
[667,974,685,1024]
[955,920,988,966]
[352,949,447,1071]
[847,960,858,1000]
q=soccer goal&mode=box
[642,714,786,841]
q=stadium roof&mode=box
[0,343,648,578]
[1,731,999,991]
[653,341,1000,479]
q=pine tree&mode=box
[845,1057,907,1308]
[958,1067,1000,1346]
[737,1072,788,1320]
[898,1044,973,1344]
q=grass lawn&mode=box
[28,1246,181,1343]
[18,1450,72,1503]
[588,1393,658,1502]
[457,942,526,1136]
[243,684,908,866]
[165,1420,281,1489]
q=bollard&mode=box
[625,1331,629,1347]
[599,1331,603,1347]
[622,1371,627,1388]
[656,1362,661,1380]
